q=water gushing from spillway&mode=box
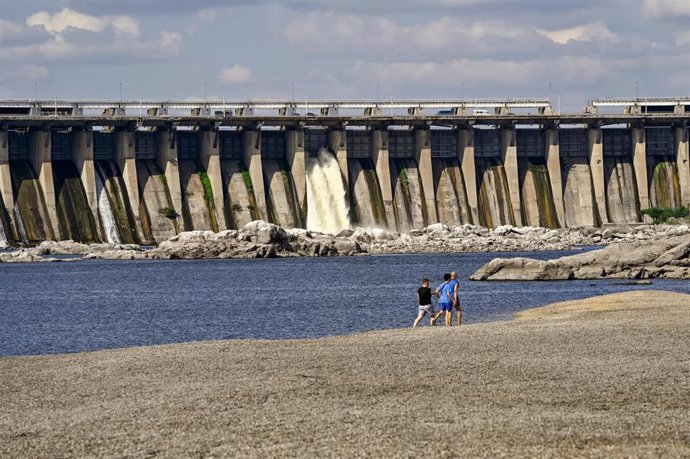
[306,149,350,234]
[95,167,121,244]
[0,214,8,248]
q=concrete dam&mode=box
[0,97,689,245]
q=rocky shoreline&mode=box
[1,220,689,264]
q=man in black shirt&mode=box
[413,278,436,327]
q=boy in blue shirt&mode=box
[434,273,453,326]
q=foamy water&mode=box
[306,148,350,234]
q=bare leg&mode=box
[456,306,462,326]
[445,310,452,327]
[433,311,443,324]
[413,312,424,328]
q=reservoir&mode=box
[2,249,690,356]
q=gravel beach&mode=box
[1,290,689,458]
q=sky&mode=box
[0,0,688,112]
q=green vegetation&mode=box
[198,171,215,208]
[640,207,689,224]
[398,168,409,187]
[242,170,254,193]
[158,174,168,186]
[159,206,179,220]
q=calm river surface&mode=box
[2,249,689,356]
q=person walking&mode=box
[433,273,453,326]
[449,271,461,326]
[413,278,436,327]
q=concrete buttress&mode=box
[115,130,144,240]
[414,129,438,224]
[588,127,607,225]
[286,129,306,210]
[243,129,268,221]
[371,129,395,227]
[73,131,100,231]
[501,127,522,226]
[545,129,566,227]
[329,129,349,191]
[0,131,13,218]
[459,128,479,224]
[631,127,650,211]
[28,130,58,239]
[156,130,184,220]
[199,130,226,231]
[676,126,690,207]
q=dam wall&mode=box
[0,123,689,245]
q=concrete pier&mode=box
[371,129,395,227]
[544,129,566,227]
[459,128,479,225]
[115,130,144,240]
[0,131,13,219]
[28,130,58,239]
[501,127,522,226]
[414,129,438,224]
[243,129,268,221]
[199,130,226,231]
[676,126,690,207]
[588,127,607,225]
[286,129,306,212]
[73,131,100,232]
[631,127,650,211]
[328,129,348,190]
[156,130,184,222]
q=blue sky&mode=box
[0,0,688,112]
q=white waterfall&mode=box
[96,170,121,244]
[306,149,350,234]
[0,216,8,248]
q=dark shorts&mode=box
[439,303,453,312]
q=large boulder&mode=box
[240,221,287,245]
[470,257,573,281]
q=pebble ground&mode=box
[1,290,689,458]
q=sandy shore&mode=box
[2,290,689,458]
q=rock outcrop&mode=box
[2,220,690,264]
[146,222,365,260]
[471,235,690,281]
[356,223,690,255]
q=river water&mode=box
[2,249,689,356]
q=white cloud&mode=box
[218,65,252,85]
[349,55,633,92]
[284,13,542,55]
[537,22,620,45]
[0,9,180,63]
[644,0,690,18]
[26,8,140,38]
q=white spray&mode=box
[306,148,350,234]
[0,214,8,248]
[95,169,121,244]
